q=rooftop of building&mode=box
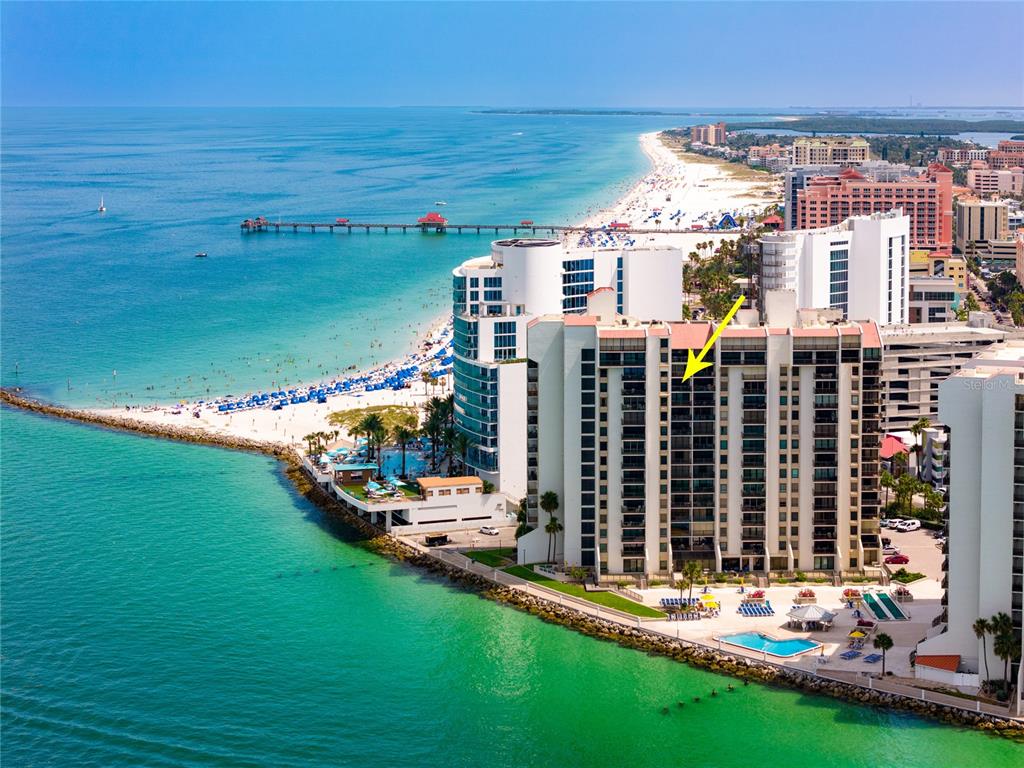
[914,655,962,673]
[792,135,869,145]
[416,476,484,490]
[880,321,1009,340]
[952,340,1024,379]
[760,208,907,240]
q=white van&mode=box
[895,519,922,532]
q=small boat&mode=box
[195,252,208,258]
[97,196,106,213]
[433,201,448,206]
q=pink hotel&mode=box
[793,163,953,250]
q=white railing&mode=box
[814,668,1015,719]
[620,586,645,603]
[397,534,1024,724]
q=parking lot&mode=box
[882,526,944,580]
[412,525,518,553]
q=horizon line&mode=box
[3,104,1024,110]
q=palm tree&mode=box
[891,451,908,479]
[873,632,894,676]
[974,617,992,688]
[681,560,702,605]
[423,411,444,471]
[421,371,434,396]
[990,612,1015,695]
[451,430,471,475]
[514,497,531,540]
[880,470,895,507]
[370,424,388,478]
[540,491,560,561]
[350,421,366,455]
[909,418,931,477]
[544,516,564,564]
[393,425,416,478]
[358,413,384,461]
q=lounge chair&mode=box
[863,654,882,664]
[840,650,862,660]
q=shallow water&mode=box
[2,409,1020,767]
[3,108,1022,766]
[1,107,668,406]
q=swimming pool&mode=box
[721,632,821,658]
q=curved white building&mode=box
[452,238,684,499]
[760,209,910,325]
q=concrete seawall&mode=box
[3,387,1022,740]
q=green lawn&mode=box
[504,566,665,618]
[891,568,926,584]
[466,548,516,567]
[341,483,421,503]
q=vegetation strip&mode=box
[504,566,666,618]
[2,387,1021,740]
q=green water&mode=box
[2,409,1019,767]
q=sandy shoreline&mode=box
[90,131,780,448]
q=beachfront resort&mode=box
[93,128,1024,718]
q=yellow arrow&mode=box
[682,295,747,381]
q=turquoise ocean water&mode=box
[2,108,1021,765]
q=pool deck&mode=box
[634,579,943,678]
[719,632,822,658]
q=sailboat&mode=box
[97,197,106,213]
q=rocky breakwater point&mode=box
[5,387,1021,740]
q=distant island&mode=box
[472,109,785,117]
[727,116,1024,134]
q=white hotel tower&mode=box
[452,238,683,500]
[915,342,1024,702]
[760,210,910,325]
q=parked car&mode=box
[881,537,892,547]
[479,526,500,536]
[885,554,910,565]
[895,520,922,532]
[883,544,900,555]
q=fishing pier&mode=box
[240,212,717,236]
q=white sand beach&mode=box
[92,132,781,448]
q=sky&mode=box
[2,1,1022,108]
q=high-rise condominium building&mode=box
[793,164,953,250]
[954,199,1009,253]
[966,167,1024,197]
[879,321,1016,432]
[916,342,1024,703]
[690,122,727,146]
[790,136,870,166]
[783,161,918,230]
[452,238,683,498]
[521,291,883,578]
[760,209,910,325]
[988,140,1024,170]
[937,147,990,166]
